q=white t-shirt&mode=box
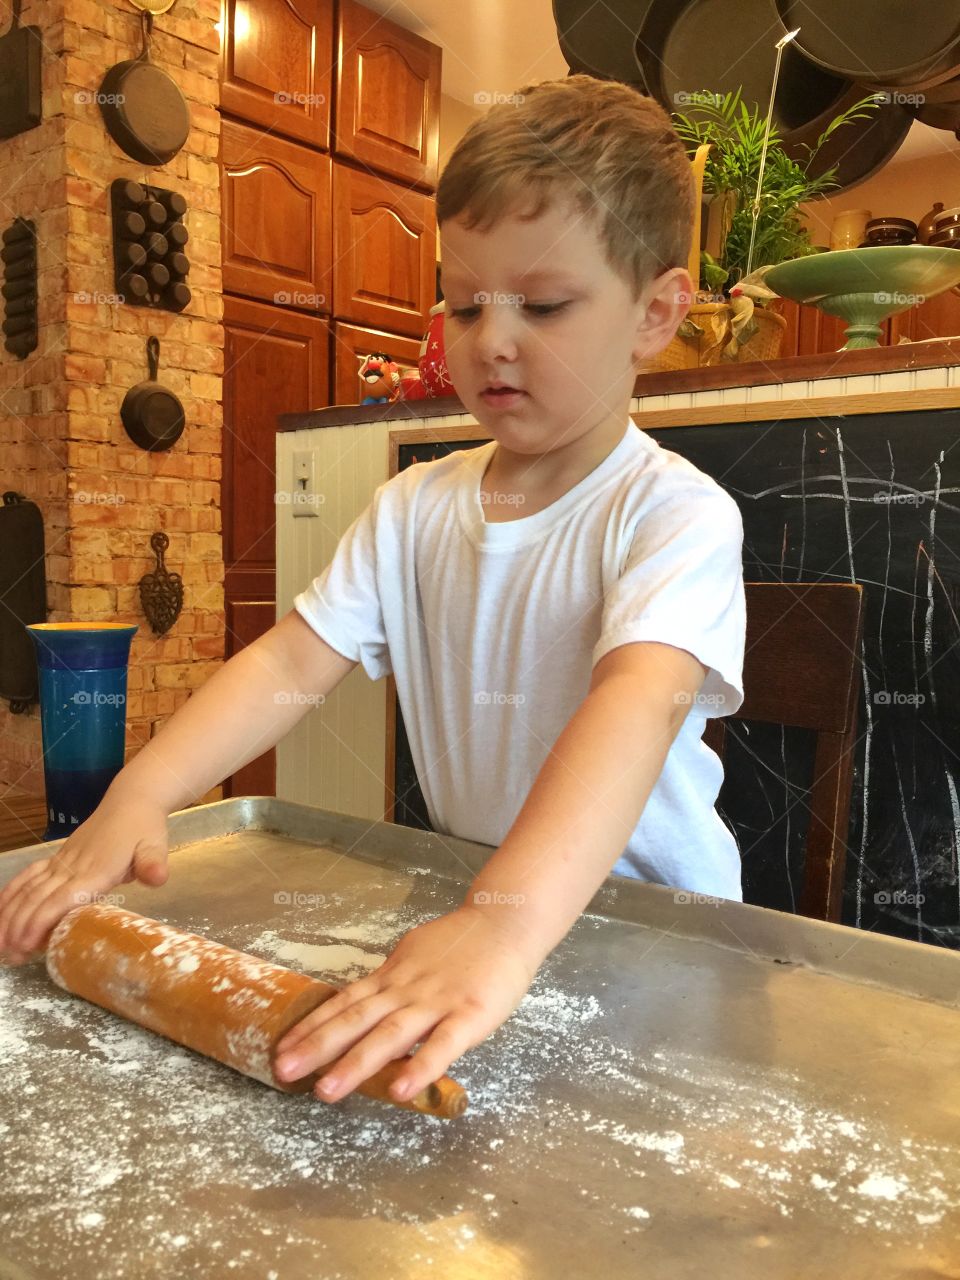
[294,419,746,899]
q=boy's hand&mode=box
[0,792,170,965]
[273,904,542,1103]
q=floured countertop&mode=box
[2,806,960,1280]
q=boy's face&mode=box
[440,197,689,459]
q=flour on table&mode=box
[247,931,385,979]
[2,881,958,1277]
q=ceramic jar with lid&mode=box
[918,201,946,244]
[862,217,918,246]
[830,209,872,250]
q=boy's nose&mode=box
[472,304,519,363]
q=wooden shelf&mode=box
[278,337,960,431]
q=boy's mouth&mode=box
[481,384,527,405]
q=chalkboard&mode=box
[393,408,960,948]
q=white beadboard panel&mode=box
[807,377,846,399]
[913,365,951,390]
[683,389,723,407]
[635,361,960,415]
[775,381,810,400]
[277,423,393,822]
[844,374,881,397]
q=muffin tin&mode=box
[1,216,38,358]
[109,178,191,313]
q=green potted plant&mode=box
[667,87,882,364]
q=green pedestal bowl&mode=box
[764,246,960,349]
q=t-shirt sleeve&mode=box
[293,491,392,682]
[593,485,746,717]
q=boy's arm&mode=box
[0,611,356,959]
[273,640,706,1103]
[463,639,706,958]
[105,608,358,812]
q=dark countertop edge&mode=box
[277,338,960,431]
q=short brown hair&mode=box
[437,75,694,299]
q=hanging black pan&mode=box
[635,0,912,188]
[0,0,41,140]
[553,0,653,88]
[121,337,185,452]
[774,0,960,91]
[98,12,190,166]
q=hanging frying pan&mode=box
[0,0,41,139]
[774,0,960,91]
[98,12,190,166]
[121,336,185,452]
[634,0,912,188]
[553,0,652,88]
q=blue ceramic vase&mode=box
[26,623,138,840]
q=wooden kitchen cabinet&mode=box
[889,287,960,343]
[220,118,332,310]
[334,0,441,191]
[220,0,334,150]
[221,295,330,797]
[795,304,892,356]
[331,320,423,404]
[777,284,960,359]
[333,162,436,337]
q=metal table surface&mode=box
[1,797,959,1280]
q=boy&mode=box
[0,77,745,1107]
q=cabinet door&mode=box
[223,597,278,797]
[797,304,891,355]
[889,289,960,343]
[331,320,423,405]
[222,295,329,575]
[777,299,801,359]
[221,296,330,797]
[333,162,436,338]
[220,0,333,150]
[334,0,441,191]
[221,118,332,309]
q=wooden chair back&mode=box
[703,582,865,922]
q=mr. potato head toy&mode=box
[357,352,402,405]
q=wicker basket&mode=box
[640,302,787,373]
[729,307,787,365]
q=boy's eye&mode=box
[524,302,569,318]
[448,301,570,321]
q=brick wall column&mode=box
[0,0,224,805]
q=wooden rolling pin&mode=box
[45,904,468,1119]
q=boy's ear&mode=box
[631,267,694,364]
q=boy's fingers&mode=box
[9,869,95,953]
[0,945,42,967]
[312,1006,441,1103]
[0,860,52,941]
[389,1015,480,1098]
[132,846,169,885]
[274,974,384,1055]
[274,989,402,1079]
[0,868,70,954]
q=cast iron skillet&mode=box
[775,0,960,90]
[553,0,651,87]
[98,12,190,166]
[633,0,912,187]
[121,336,185,452]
